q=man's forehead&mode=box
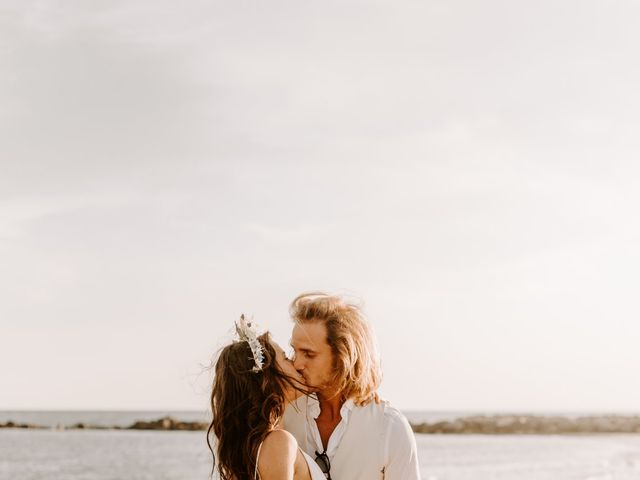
[291,322,328,348]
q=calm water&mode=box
[2,412,640,479]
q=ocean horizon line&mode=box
[3,408,640,414]
[4,409,640,435]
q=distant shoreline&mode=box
[3,414,640,434]
[0,416,207,431]
[411,414,640,434]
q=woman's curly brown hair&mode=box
[207,332,304,480]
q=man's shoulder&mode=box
[285,395,308,412]
[381,401,409,423]
[283,396,309,436]
[353,398,398,414]
[353,399,411,426]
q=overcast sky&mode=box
[2,0,640,412]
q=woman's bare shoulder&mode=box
[258,429,299,478]
[262,429,298,451]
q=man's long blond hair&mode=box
[290,292,382,406]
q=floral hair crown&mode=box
[235,314,265,372]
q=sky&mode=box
[2,0,640,412]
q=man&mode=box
[284,292,421,480]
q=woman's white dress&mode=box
[255,442,327,480]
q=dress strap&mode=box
[254,441,264,480]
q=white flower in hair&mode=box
[235,314,265,372]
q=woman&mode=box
[208,316,327,480]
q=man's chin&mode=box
[303,381,320,393]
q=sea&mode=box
[2,411,640,480]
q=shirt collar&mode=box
[340,398,355,420]
[307,395,355,420]
[308,394,321,419]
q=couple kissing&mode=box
[208,292,420,480]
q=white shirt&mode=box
[305,395,355,458]
[284,395,421,480]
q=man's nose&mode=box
[292,354,304,371]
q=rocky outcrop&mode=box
[0,421,46,429]
[0,416,207,431]
[411,415,640,434]
[127,416,207,431]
